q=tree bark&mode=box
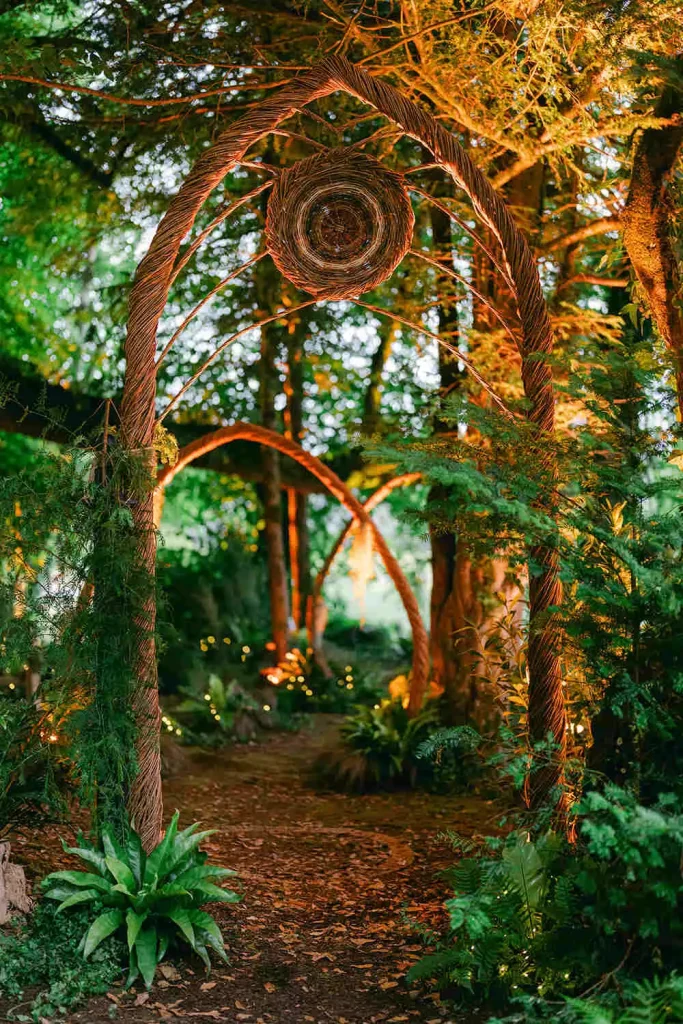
[622,68,683,418]
[255,254,290,661]
[284,316,312,629]
[362,320,399,435]
[428,192,523,731]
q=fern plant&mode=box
[175,673,259,737]
[315,698,440,792]
[410,786,683,1010]
[42,811,240,989]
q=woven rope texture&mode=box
[266,150,414,300]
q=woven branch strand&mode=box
[155,426,429,714]
[305,473,422,676]
[120,55,564,843]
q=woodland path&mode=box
[19,718,496,1024]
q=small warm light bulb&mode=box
[345,674,353,682]
[242,645,251,654]
[287,684,294,691]
[263,704,271,712]
[204,694,211,701]
[207,635,216,644]
[215,714,221,721]
[175,728,182,736]
[8,683,15,690]
[344,665,352,672]
[223,637,231,645]
[576,724,584,734]
[48,733,58,743]
[346,683,353,690]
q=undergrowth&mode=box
[0,900,124,1021]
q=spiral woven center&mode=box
[305,192,374,260]
[265,151,414,301]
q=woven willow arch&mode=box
[305,473,422,671]
[154,425,429,716]
[120,55,564,849]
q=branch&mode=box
[0,353,347,494]
[558,274,629,289]
[18,117,113,188]
[542,217,621,253]
[0,73,291,107]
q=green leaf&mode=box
[126,909,148,951]
[163,827,216,879]
[167,908,195,946]
[126,948,139,990]
[102,828,127,864]
[126,831,145,887]
[192,940,211,971]
[105,856,137,892]
[135,927,159,990]
[83,909,124,958]
[172,865,237,890]
[157,932,170,964]
[186,909,224,948]
[61,843,108,876]
[192,881,240,903]
[144,811,180,885]
[43,885,83,903]
[55,888,101,913]
[502,839,546,925]
[44,870,113,893]
[148,883,191,904]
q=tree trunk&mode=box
[622,67,683,418]
[362,321,399,435]
[428,193,522,731]
[255,251,290,661]
[284,317,312,629]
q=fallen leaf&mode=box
[185,1013,227,1020]
[201,981,217,992]
[263,982,276,993]
[380,980,399,990]
[160,964,180,981]
[135,992,150,1006]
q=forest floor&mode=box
[9,717,500,1024]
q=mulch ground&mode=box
[6,717,501,1024]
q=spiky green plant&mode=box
[42,811,240,989]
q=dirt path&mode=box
[18,719,499,1023]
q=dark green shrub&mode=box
[314,698,440,791]
[174,673,261,742]
[42,811,240,989]
[409,786,683,1009]
[0,692,68,839]
[0,899,125,1021]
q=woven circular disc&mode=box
[265,150,414,301]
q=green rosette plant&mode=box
[41,811,240,990]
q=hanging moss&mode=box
[0,424,154,840]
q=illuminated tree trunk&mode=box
[255,254,290,661]
[622,70,683,420]
[429,197,520,730]
[284,317,312,629]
